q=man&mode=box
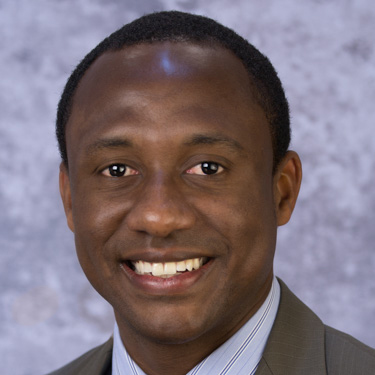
[50,11,375,375]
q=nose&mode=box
[125,174,196,237]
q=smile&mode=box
[130,257,208,278]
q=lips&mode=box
[120,251,214,295]
[130,257,208,278]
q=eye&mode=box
[186,162,224,175]
[102,164,139,177]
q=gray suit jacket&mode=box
[47,280,375,374]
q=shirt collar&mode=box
[112,277,280,375]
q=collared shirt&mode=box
[112,277,280,375]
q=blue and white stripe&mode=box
[113,277,280,375]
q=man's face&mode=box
[60,42,294,348]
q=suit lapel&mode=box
[78,337,113,375]
[254,358,274,374]
[255,279,327,375]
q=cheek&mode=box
[205,181,276,242]
[208,182,277,278]
[70,186,130,280]
[72,183,131,237]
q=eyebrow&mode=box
[86,138,133,155]
[85,133,244,156]
[184,134,244,153]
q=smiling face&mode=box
[60,42,300,365]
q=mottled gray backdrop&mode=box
[1,0,374,374]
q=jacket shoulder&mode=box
[325,325,375,374]
[46,338,113,375]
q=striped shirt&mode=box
[112,277,280,375]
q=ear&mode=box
[59,162,75,232]
[273,151,302,226]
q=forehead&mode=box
[66,42,271,163]
[77,41,253,91]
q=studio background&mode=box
[1,1,374,374]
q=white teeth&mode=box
[193,258,200,270]
[144,261,152,273]
[152,263,164,277]
[131,257,207,277]
[164,262,177,275]
[186,259,193,271]
[176,260,186,271]
[134,261,143,274]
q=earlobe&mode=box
[59,162,75,232]
[273,151,302,226]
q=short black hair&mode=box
[56,11,290,170]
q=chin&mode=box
[115,302,214,346]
